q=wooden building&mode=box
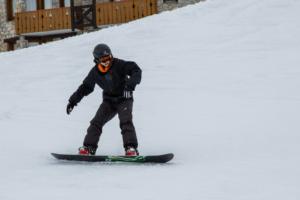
[0,0,203,52]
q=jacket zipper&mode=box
[105,73,114,94]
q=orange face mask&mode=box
[98,63,110,73]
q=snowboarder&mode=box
[66,44,142,156]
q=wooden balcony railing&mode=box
[15,7,72,35]
[15,0,157,35]
[95,0,157,25]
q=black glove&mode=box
[66,102,76,115]
[124,86,133,99]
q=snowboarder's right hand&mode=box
[66,102,76,115]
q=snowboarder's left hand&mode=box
[124,86,133,99]
[66,102,76,115]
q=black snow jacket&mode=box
[69,58,142,104]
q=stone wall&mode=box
[15,0,26,13]
[0,0,27,52]
[158,0,205,13]
[0,0,6,22]
[52,0,60,8]
[0,0,9,52]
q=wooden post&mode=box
[92,0,97,29]
[71,0,75,31]
[71,0,97,31]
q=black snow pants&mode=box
[83,99,138,149]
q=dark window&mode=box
[7,41,17,51]
[37,0,45,10]
[7,0,15,21]
[60,0,70,7]
[59,0,65,8]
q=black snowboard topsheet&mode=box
[51,153,174,163]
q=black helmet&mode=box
[93,44,112,59]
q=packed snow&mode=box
[1,0,300,199]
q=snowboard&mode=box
[51,153,174,163]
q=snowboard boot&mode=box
[78,146,96,155]
[125,146,139,156]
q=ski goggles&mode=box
[99,55,112,63]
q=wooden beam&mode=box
[4,36,20,43]
[24,32,77,41]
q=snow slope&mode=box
[1,0,300,199]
